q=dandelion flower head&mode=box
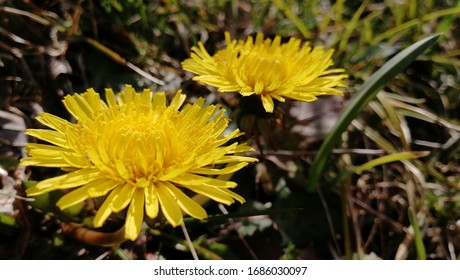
[182,32,347,113]
[21,86,257,240]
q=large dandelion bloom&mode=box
[182,32,347,113]
[21,86,257,240]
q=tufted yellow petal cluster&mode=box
[21,86,257,240]
[182,32,347,112]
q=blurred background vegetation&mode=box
[0,0,459,259]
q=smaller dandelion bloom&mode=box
[182,32,348,113]
[21,86,257,241]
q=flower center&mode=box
[79,103,173,185]
[239,52,288,94]
[73,101,223,188]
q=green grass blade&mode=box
[352,151,429,174]
[371,7,459,44]
[306,34,441,192]
[331,151,428,187]
[272,0,311,39]
[408,208,427,260]
[338,0,369,52]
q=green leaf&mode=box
[307,34,441,192]
[352,151,429,174]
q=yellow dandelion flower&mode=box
[21,85,257,241]
[182,32,348,113]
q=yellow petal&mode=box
[203,178,237,188]
[163,181,207,220]
[152,91,166,112]
[35,113,69,132]
[111,183,135,212]
[86,147,112,174]
[23,143,89,168]
[191,162,248,175]
[85,178,119,197]
[156,181,182,227]
[239,90,255,97]
[93,186,123,228]
[62,94,92,123]
[194,76,237,89]
[169,90,186,111]
[124,188,145,241]
[26,143,71,156]
[220,188,246,204]
[226,144,256,154]
[56,186,91,210]
[154,134,165,167]
[119,85,135,104]
[173,173,237,188]
[26,129,67,147]
[159,167,188,181]
[254,81,264,94]
[114,160,130,180]
[104,88,118,107]
[170,173,211,186]
[184,184,235,205]
[214,155,259,164]
[219,85,242,92]
[195,146,231,165]
[61,152,90,168]
[261,95,274,113]
[140,89,152,105]
[211,131,240,147]
[145,186,159,219]
[26,168,101,196]
[84,88,104,113]
[285,91,317,102]
[96,138,111,164]
[20,157,71,168]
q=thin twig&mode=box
[181,223,199,260]
[351,197,406,234]
[95,250,111,260]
